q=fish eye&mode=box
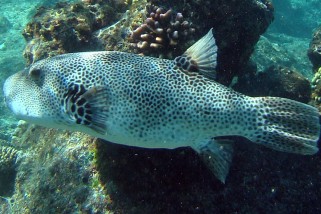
[29,68,42,81]
[28,68,44,87]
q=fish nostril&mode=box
[3,97,8,106]
[3,96,12,107]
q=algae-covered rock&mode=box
[2,123,111,213]
[308,25,321,73]
[0,146,18,172]
[3,122,321,213]
[234,65,311,103]
[22,1,124,64]
[22,0,274,85]
[311,67,321,107]
[0,145,19,197]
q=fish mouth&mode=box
[3,93,27,118]
[3,96,11,111]
[3,73,29,118]
[3,77,13,110]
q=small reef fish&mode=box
[3,29,320,183]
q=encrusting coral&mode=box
[308,25,321,72]
[129,5,195,58]
[22,1,126,64]
[311,67,321,103]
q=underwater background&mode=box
[1,0,321,213]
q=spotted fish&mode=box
[3,29,320,183]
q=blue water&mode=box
[1,0,321,213]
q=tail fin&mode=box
[247,97,320,155]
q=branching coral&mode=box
[129,5,195,58]
[0,146,18,172]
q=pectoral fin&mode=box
[62,84,109,134]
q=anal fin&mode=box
[193,138,233,183]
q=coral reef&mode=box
[308,26,321,108]
[91,139,321,213]
[0,145,19,197]
[3,123,321,213]
[149,0,274,85]
[22,0,274,85]
[92,0,147,53]
[129,5,195,58]
[311,67,321,104]
[233,65,311,103]
[0,146,18,172]
[308,25,321,73]
[1,123,111,213]
[7,0,321,213]
[22,1,126,64]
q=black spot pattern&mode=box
[62,83,93,126]
[8,51,319,154]
[244,97,320,155]
[174,55,198,73]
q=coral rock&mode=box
[22,1,119,64]
[0,146,18,172]
[308,25,321,72]
[311,67,321,104]
[234,65,311,103]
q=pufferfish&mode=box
[3,29,320,183]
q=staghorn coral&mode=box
[129,5,195,58]
[0,146,18,172]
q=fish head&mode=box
[3,58,72,128]
[3,53,108,135]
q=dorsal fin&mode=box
[174,28,218,80]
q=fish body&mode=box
[3,29,320,182]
